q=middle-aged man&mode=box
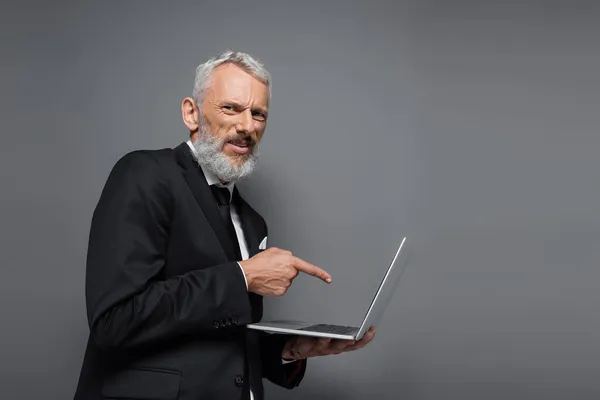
[73,51,376,400]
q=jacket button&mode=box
[234,375,244,387]
[213,321,219,329]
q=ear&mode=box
[181,97,199,133]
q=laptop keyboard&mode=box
[298,324,358,335]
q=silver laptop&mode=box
[247,236,410,341]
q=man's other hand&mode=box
[281,327,377,360]
[239,247,332,296]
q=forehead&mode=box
[208,63,269,106]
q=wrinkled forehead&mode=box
[208,63,270,107]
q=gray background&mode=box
[1,1,599,399]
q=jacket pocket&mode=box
[101,367,182,400]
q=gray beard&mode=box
[191,122,259,183]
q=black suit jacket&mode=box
[73,142,306,400]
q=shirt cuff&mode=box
[237,262,248,290]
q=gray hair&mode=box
[192,50,272,106]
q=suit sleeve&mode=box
[85,151,252,351]
[259,333,307,388]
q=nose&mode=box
[236,109,255,135]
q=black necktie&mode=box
[210,185,251,399]
[210,185,242,261]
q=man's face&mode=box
[200,63,269,165]
[187,63,269,183]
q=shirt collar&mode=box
[186,139,234,201]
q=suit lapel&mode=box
[174,142,237,261]
[175,142,265,326]
[233,187,264,258]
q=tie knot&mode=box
[211,185,231,206]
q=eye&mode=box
[252,111,267,121]
[222,105,234,111]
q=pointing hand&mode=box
[239,247,332,296]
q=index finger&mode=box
[291,256,332,283]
